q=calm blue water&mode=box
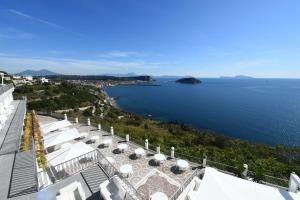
[105,79,300,146]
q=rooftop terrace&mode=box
[36,114,300,200]
[37,115,199,199]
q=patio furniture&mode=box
[103,139,112,147]
[90,135,100,143]
[79,132,88,139]
[56,181,85,200]
[150,192,168,200]
[117,143,128,153]
[176,159,189,171]
[120,164,133,178]
[135,147,145,158]
[154,153,166,165]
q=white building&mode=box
[0,84,14,118]
[0,83,30,200]
[40,77,49,83]
[23,75,33,81]
[12,75,22,80]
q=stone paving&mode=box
[97,135,197,199]
[38,115,198,199]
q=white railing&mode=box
[169,169,201,200]
[97,149,144,200]
[38,149,98,188]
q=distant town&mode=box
[0,69,154,89]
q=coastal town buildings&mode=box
[0,83,300,200]
[40,77,49,84]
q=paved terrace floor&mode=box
[38,115,198,199]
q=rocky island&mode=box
[176,77,201,84]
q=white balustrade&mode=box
[145,139,148,150]
[171,146,175,159]
[156,146,160,154]
[202,157,207,167]
[110,126,114,136]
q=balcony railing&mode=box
[38,148,143,200]
[206,160,240,176]
[97,149,118,177]
[169,168,202,200]
[97,149,144,200]
[38,149,98,189]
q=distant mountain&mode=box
[17,69,60,76]
[102,73,137,77]
[220,75,254,79]
[154,75,184,79]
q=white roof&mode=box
[194,167,300,200]
[44,128,81,148]
[46,141,94,166]
[41,120,72,134]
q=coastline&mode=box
[101,79,300,147]
[102,89,119,109]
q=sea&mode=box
[105,78,300,146]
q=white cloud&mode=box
[232,59,280,68]
[7,9,62,28]
[0,55,164,75]
[96,50,143,58]
[0,29,38,40]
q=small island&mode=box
[176,77,201,84]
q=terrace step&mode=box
[81,164,108,194]
[8,150,38,198]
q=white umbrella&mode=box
[44,128,81,148]
[41,120,72,134]
[46,142,94,166]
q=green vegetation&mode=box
[21,113,32,151]
[176,77,201,84]
[32,112,48,170]
[14,81,100,112]
[14,82,300,186]
[101,107,300,184]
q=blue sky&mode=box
[0,0,300,77]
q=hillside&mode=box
[46,75,153,82]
